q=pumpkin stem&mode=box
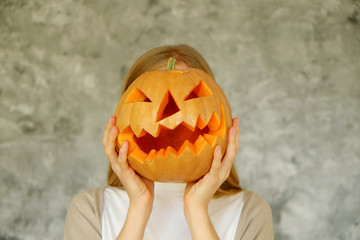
[166,57,176,70]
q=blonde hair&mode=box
[108,44,242,198]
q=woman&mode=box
[64,44,274,240]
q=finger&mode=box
[210,145,222,173]
[105,126,119,161]
[234,118,239,153]
[198,146,223,189]
[142,177,155,193]
[109,140,128,177]
[103,117,112,145]
[117,140,130,171]
[103,116,116,147]
[223,126,237,169]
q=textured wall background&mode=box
[0,0,359,239]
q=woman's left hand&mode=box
[184,117,239,211]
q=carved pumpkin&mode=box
[114,58,232,182]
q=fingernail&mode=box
[122,141,128,149]
[216,145,221,154]
[110,126,115,133]
[109,116,115,124]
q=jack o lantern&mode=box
[114,58,232,182]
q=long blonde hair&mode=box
[108,44,242,198]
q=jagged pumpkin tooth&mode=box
[121,126,133,134]
[132,126,144,139]
[209,104,226,139]
[165,146,177,157]
[147,149,157,161]
[196,114,207,130]
[203,134,218,147]
[130,147,147,162]
[207,112,221,131]
[156,148,165,158]
[182,121,196,132]
[178,140,196,155]
[137,129,147,138]
[194,135,208,154]
[153,125,161,138]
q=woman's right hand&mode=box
[103,116,154,240]
[102,116,154,209]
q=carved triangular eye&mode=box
[184,81,212,101]
[125,88,151,103]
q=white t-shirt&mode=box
[102,182,244,240]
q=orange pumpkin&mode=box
[114,58,232,182]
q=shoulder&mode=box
[235,190,274,240]
[68,187,107,220]
[242,190,272,217]
[70,187,106,209]
[63,187,107,240]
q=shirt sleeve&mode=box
[234,190,275,240]
[63,187,105,240]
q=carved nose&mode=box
[156,91,180,122]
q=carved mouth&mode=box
[118,105,226,162]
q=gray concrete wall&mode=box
[0,0,359,239]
